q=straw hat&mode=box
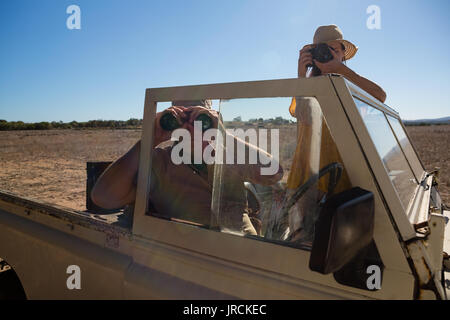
[312,25,358,61]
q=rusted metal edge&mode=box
[0,190,132,237]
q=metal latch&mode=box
[413,221,431,238]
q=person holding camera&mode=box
[297,24,386,103]
[286,25,387,242]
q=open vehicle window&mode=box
[354,98,418,211]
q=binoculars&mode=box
[159,112,213,131]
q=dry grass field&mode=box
[406,125,450,204]
[0,129,141,210]
[0,125,448,212]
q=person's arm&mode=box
[221,130,284,185]
[91,141,140,209]
[313,49,387,103]
[189,107,284,185]
[338,65,386,103]
[91,106,187,209]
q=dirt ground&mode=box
[0,125,448,211]
[406,125,450,204]
[0,129,141,210]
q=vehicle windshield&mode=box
[354,98,418,211]
[385,115,424,178]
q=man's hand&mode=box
[182,107,220,154]
[188,106,219,130]
[313,47,345,75]
[154,106,220,147]
[298,45,314,78]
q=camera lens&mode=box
[159,113,180,131]
[195,114,213,131]
[314,43,333,63]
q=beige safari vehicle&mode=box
[0,75,449,300]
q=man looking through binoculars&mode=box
[91,100,283,235]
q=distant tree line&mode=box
[403,121,450,126]
[0,119,143,131]
[0,117,295,131]
[226,116,294,127]
[3,117,445,131]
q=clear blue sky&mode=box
[1,0,449,122]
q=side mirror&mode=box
[309,187,374,274]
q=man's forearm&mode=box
[221,131,283,185]
[91,140,141,209]
[339,65,387,103]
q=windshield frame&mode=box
[334,78,428,229]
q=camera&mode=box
[307,43,334,75]
[159,112,213,131]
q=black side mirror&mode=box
[309,187,375,274]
